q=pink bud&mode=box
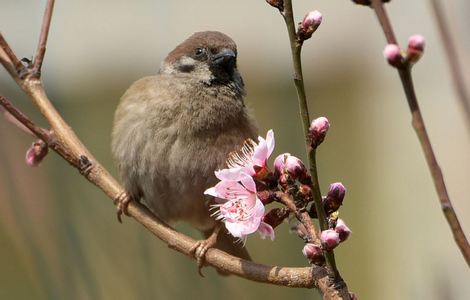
[273,153,307,180]
[303,11,322,29]
[297,10,322,42]
[302,243,325,265]
[335,219,352,242]
[309,117,330,148]
[25,140,48,167]
[323,182,346,214]
[383,44,403,68]
[320,229,340,251]
[349,292,358,300]
[406,34,425,63]
[408,34,425,51]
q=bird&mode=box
[111,31,258,273]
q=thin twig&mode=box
[31,0,55,78]
[370,0,470,267]
[275,191,319,242]
[277,0,341,280]
[0,96,51,141]
[429,0,470,130]
[0,104,36,136]
[0,33,24,79]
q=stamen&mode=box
[226,139,256,168]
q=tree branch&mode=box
[0,1,356,295]
[370,0,470,267]
[276,0,343,284]
[31,0,55,78]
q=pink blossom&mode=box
[227,130,275,178]
[205,172,274,241]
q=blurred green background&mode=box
[1,1,470,299]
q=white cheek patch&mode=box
[179,56,196,66]
[160,56,214,84]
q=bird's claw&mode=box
[115,191,132,223]
[189,224,221,276]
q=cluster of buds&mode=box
[25,139,48,167]
[297,11,323,43]
[319,219,352,251]
[206,119,351,267]
[302,220,351,263]
[383,34,425,68]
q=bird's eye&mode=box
[194,48,206,59]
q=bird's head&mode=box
[160,31,243,87]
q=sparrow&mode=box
[111,31,258,272]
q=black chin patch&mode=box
[210,65,235,84]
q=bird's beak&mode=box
[212,48,236,66]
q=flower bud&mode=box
[320,229,340,251]
[297,10,322,42]
[323,182,346,214]
[266,0,283,10]
[25,140,48,167]
[335,218,352,242]
[302,243,325,265]
[273,153,307,180]
[299,184,312,198]
[383,44,404,68]
[406,34,425,64]
[263,207,290,229]
[309,117,330,148]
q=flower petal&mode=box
[258,222,275,240]
[239,173,256,193]
[215,168,246,181]
[204,187,218,197]
[265,129,275,158]
[214,180,251,200]
[252,138,268,166]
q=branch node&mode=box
[78,155,93,176]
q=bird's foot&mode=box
[189,224,222,276]
[115,191,133,223]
